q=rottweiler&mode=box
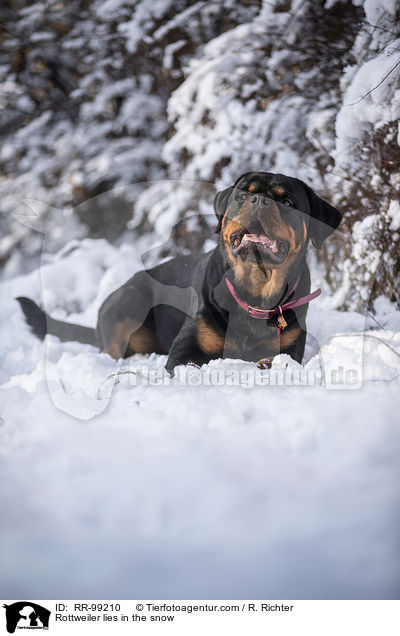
[17,172,342,372]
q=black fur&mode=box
[17,296,96,345]
[17,297,48,340]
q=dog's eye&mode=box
[240,192,248,201]
[281,197,294,207]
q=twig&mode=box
[346,58,400,106]
[96,369,138,400]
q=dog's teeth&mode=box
[234,231,281,258]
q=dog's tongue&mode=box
[243,233,278,253]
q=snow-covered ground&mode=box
[0,238,399,599]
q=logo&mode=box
[2,603,50,633]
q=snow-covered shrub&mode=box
[0,0,399,310]
[0,0,256,276]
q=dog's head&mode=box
[214,171,342,296]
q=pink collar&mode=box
[225,275,321,320]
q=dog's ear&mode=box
[214,186,234,233]
[303,184,342,249]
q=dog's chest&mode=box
[223,314,281,359]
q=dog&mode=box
[17,172,342,373]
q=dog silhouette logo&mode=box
[2,602,50,633]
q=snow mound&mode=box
[0,239,399,599]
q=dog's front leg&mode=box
[165,317,212,375]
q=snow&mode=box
[388,200,400,231]
[1,239,399,599]
[118,0,176,53]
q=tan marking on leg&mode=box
[128,325,161,354]
[197,318,224,355]
[105,318,133,359]
[280,326,301,349]
[106,318,160,359]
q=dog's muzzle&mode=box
[229,193,289,264]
